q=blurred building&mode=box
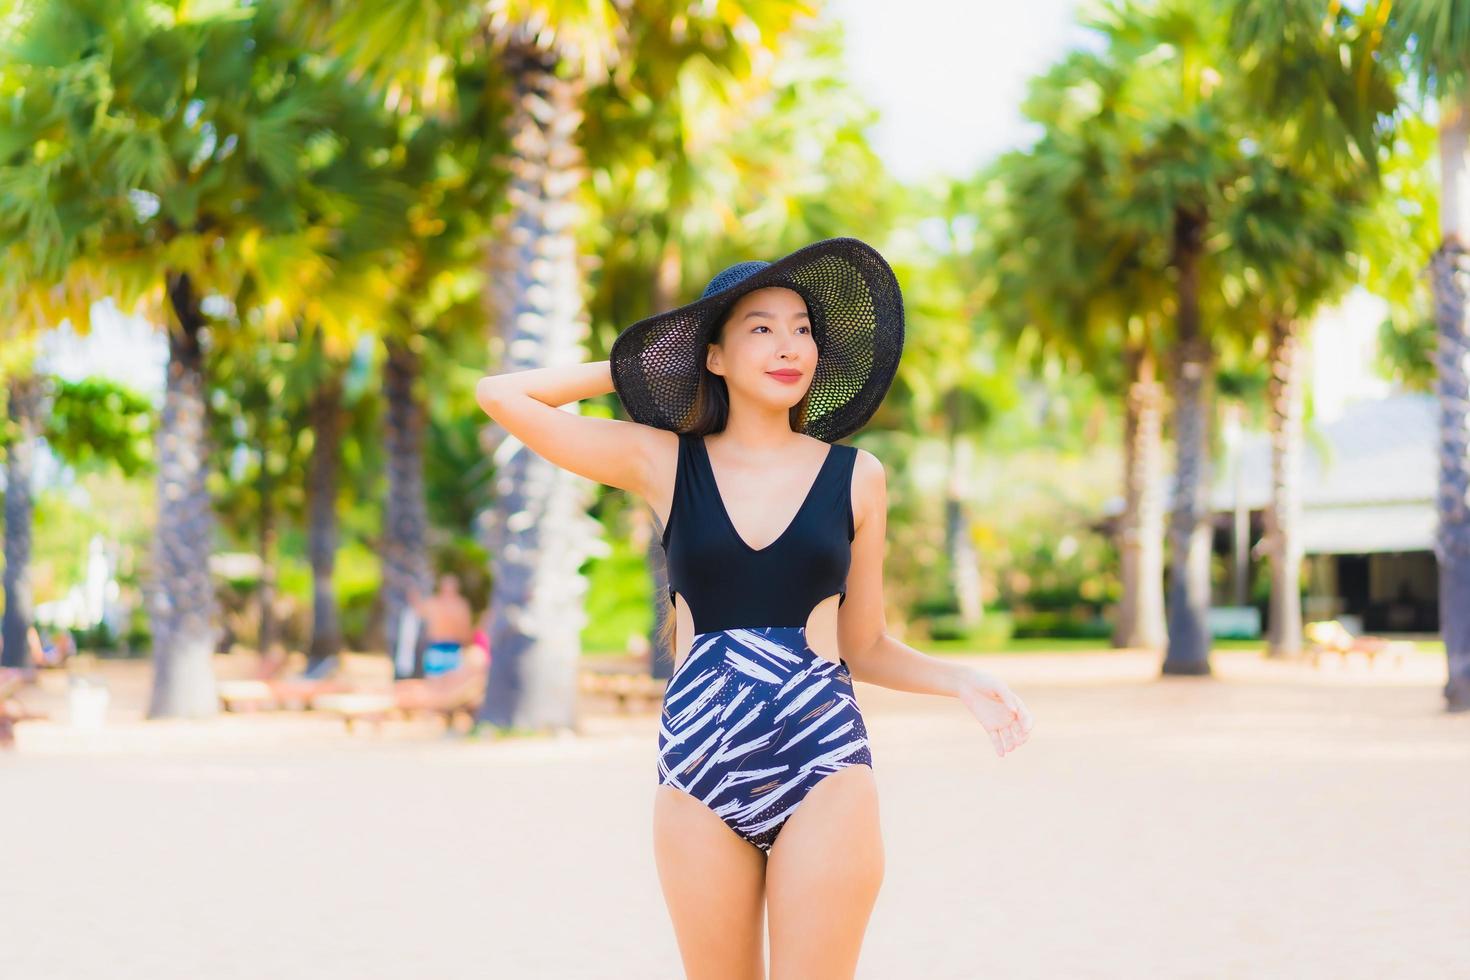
[1205,392,1438,635]
[1097,291,1438,636]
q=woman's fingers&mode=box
[1001,688,1035,736]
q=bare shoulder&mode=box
[850,447,887,529]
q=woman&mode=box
[476,237,1034,979]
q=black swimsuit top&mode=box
[661,432,858,635]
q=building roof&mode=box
[1208,392,1436,512]
[1100,393,1440,555]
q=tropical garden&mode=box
[2,0,1468,732]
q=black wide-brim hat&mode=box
[609,236,905,443]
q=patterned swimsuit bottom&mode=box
[656,625,874,853]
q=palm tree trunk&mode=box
[147,272,220,718]
[644,242,682,681]
[257,443,278,657]
[644,510,674,681]
[945,432,983,626]
[1265,314,1305,658]
[1114,343,1167,650]
[381,335,432,677]
[306,366,344,666]
[478,31,599,732]
[1163,213,1215,675]
[1,372,42,670]
[1431,98,1470,711]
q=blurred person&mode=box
[408,575,475,677]
[476,238,1034,978]
[29,625,73,669]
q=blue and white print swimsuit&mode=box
[656,434,872,853]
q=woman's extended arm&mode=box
[839,449,1035,757]
[475,359,669,500]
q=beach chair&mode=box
[311,691,399,734]
[0,667,49,749]
[1304,620,1413,669]
[392,662,487,729]
[316,653,489,734]
[217,648,291,712]
[266,654,351,710]
[577,662,665,713]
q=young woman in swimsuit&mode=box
[477,281,1034,979]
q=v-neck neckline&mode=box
[695,434,837,554]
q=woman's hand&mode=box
[956,666,1034,757]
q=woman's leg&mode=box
[654,785,770,980]
[764,764,884,980]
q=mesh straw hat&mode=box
[609,236,905,443]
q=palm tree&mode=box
[892,177,1013,630]
[1226,0,1399,658]
[207,331,313,660]
[0,254,153,670]
[1386,0,1470,710]
[0,0,405,715]
[1087,0,1259,675]
[1,367,44,670]
[990,46,1173,653]
[292,0,819,731]
[376,91,501,678]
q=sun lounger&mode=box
[392,666,486,729]
[314,658,488,734]
[217,651,350,712]
[1304,620,1413,668]
[0,667,49,749]
[578,663,665,713]
[312,692,399,734]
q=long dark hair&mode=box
[655,299,817,668]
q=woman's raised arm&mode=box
[475,359,670,501]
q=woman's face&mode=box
[705,286,817,414]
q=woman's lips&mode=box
[767,370,802,383]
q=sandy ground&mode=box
[3,646,1467,980]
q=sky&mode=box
[827,0,1092,184]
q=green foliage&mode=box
[580,505,661,656]
[8,467,153,621]
[44,375,154,476]
[271,536,380,649]
[0,0,415,338]
[1011,610,1113,639]
[1390,0,1470,104]
[994,517,1120,615]
[582,11,896,361]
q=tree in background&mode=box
[989,45,1172,653]
[1226,0,1399,659]
[295,0,826,731]
[0,0,409,715]
[1386,0,1470,710]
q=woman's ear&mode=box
[705,342,723,377]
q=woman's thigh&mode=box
[653,784,769,980]
[764,764,884,980]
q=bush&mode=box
[911,594,961,619]
[926,613,970,641]
[1011,610,1112,639]
[921,610,1014,647]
